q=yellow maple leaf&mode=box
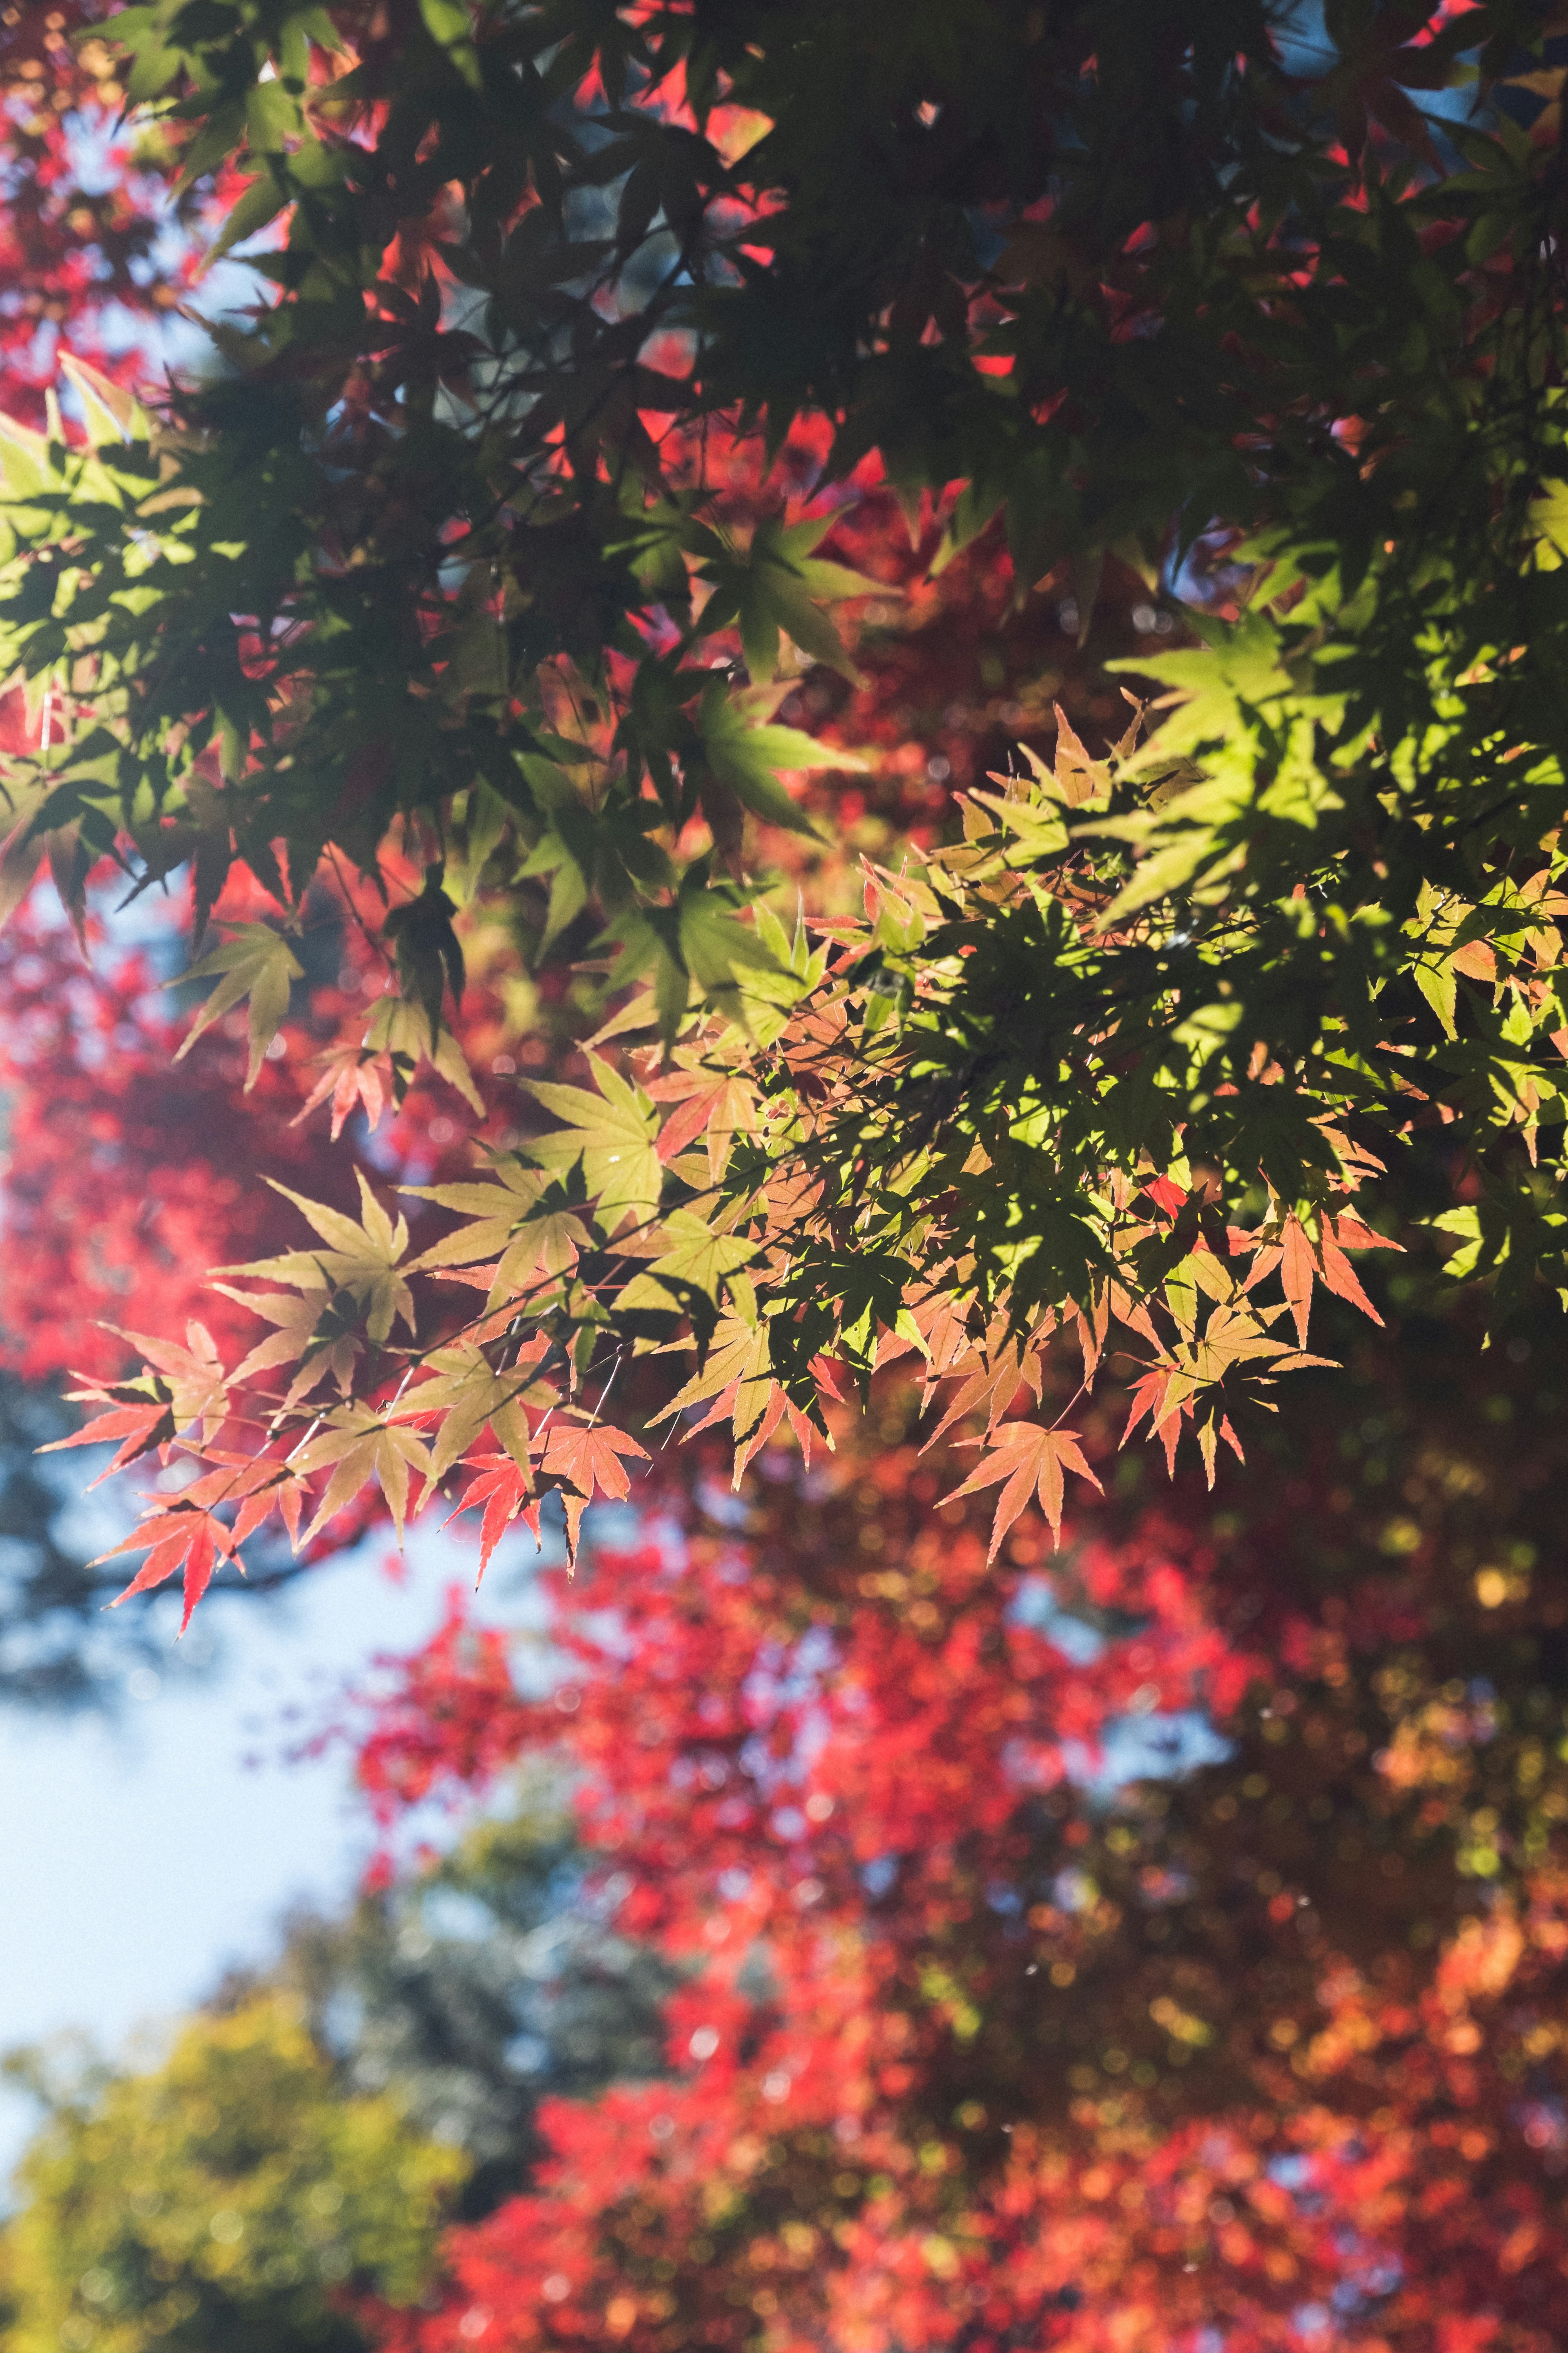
[290,1407,433,1543]
[220,1170,414,1347]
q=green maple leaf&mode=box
[698,679,862,836]
[604,859,808,1047]
[643,1207,758,1301]
[407,1159,590,1308]
[649,1313,775,1439]
[523,1054,664,1228]
[694,511,884,685]
[392,1341,547,1483]
[214,1282,363,1406]
[170,923,303,1088]
[619,1208,759,1310]
[364,997,485,1115]
[220,1170,415,1347]
[291,1407,433,1543]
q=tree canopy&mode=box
[0,1996,463,2353]
[4,0,1568,1604]
[7,13,1568,2343]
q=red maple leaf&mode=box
[95,1504,238,1635]
[448,1452,540,1582]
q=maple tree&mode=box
[0,2,1566,1595]
[0,11,1566,2336]
[310,1286,1568,2353]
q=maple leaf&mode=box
[691,510,884,686]
[925,1330,1044,1450]
[221,1171,415,1347]
[541,1416,649,1503]
[727,1381,831,1483]
[1316,1225,1384,1327]
[447,1449,538,1581]
[42,1392,174,1479]
[697,678,864,836]
[392,1338,551,1483]
[1125,1298,1336,1474]
[290,1407,434,1543]
[650,1315,776,1446]
[381,866,466,1053]
[367,996,484,1115]
[0,777,56,930]
[940,1421,1102,1560]
[616,1209,758,1311]
[1184,1299,1335,1391]
[1281,1213,1317,1352]
[175,1448,317,1551]
[407,1160,590,1309]
[213,1283,362,1405]
[292,1000,483,1137]
[1318,0,1488,167]
[96,1502,237,1635]
[602,862,805,1046]
[906,1293,984,1406]
[169,923,304,1088]
[540,1416,650,1566]
[648,1067,760,1185]
[1244,1211,1394,1346]
[1123,1361,1198,1474]
[86,1321,231,1445]
[525,1055,664,1229]
[1195,1409,1246,1492]
[291,1042,391,1141]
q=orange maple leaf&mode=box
[939,1421,1102,1560]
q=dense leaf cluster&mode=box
[0,1996,462,2353]
[7,0,1568,1595]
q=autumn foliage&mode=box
[350,1314,1568,2353]
[11,0,1568,1600]
[4,8,1568,2352]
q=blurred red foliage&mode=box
[350,1324,1568,2353]
[0,0,217,427]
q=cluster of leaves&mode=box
[0,434,1111,1630]
[10,2,1568,1602]
[0,1996,464,2353]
